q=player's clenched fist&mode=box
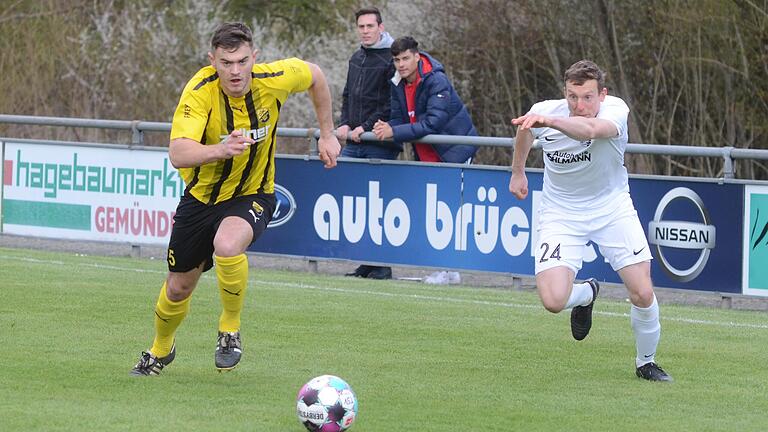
[318,134,341,168]
[509,172,529,200]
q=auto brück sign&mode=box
[2,142,184,245]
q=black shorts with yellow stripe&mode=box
[166,193,276,273]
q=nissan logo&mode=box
[648,187,716,282]
[269,184,296,228]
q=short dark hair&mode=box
[211,22,253,51]
[355,7,382,24]
[564,60,606,89]
[391,36,419,57]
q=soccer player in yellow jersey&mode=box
[131,22,340,376]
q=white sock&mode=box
[631,295,661,368]
[564,282,593,309]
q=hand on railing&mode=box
[372,120,393,140]
[334,125,350,141]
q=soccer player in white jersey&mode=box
[508,60,672,382]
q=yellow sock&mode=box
[150,281,190,358]
[215,254,248,333]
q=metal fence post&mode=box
[722,146,734,179]
[311,136,319,156]
[131,120,143,147]
[307,128,319,156]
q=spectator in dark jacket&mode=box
[373,36,477,163]
[337,7,397,280]
[336,7,398,160]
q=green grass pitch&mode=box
[1,247,766,431]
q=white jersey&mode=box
[529,95,630,212]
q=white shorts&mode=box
[535,192,652,275]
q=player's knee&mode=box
[629,286,655,308]
[541,299,565,314]
[538,289,566,313]
[213,236,249,257]
[214,243,239,257]
[166,286,192,302]
[213,217,254,256]
[166,278,195,301]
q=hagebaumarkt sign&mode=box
[743,185,768,297]
[2,142,184,244]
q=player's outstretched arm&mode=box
[169,130,254,168]
[545,116,618,142]
[512,112,618,142]
[306,62,341,169]
[509,120,533,200]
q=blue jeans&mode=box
[341,142,400,160]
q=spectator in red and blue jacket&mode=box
[373,36,477,163]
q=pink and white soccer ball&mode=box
[296,375,358,431]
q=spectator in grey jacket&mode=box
[336,7,397,280]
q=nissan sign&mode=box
[648,187,716,282]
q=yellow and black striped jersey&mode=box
[171,57,312,205]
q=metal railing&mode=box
[2,114,767,179]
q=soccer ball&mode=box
[296,375,358,431]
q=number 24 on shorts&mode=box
[539,242,562,263]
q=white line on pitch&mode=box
[3,254,767,330]
[258,280,768,330]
